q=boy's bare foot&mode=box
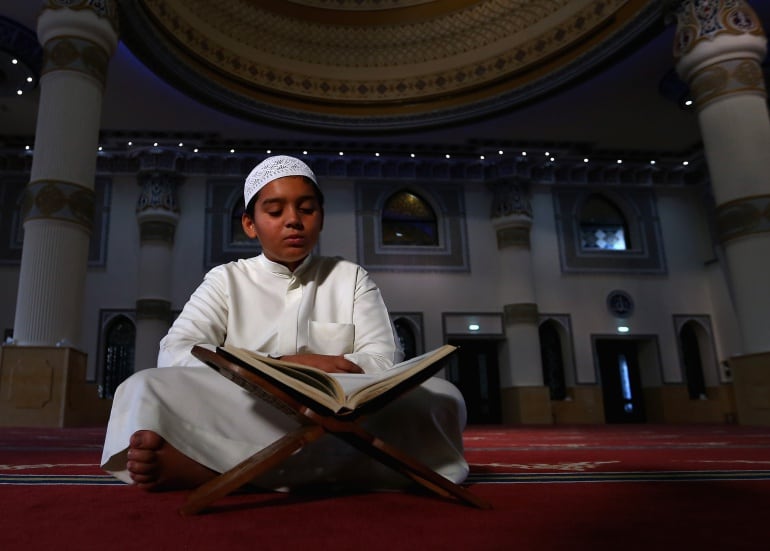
[126,430,218,491]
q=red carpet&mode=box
[1,424,769,550]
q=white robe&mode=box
[101,254,469,489]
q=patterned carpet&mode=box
[2,424,769,485]
[1,424,769,550]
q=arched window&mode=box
[101,316,136,399]
[381,190,438,246]
[539,320,567,400]
[579,194,629,251]
[393,317,418,361]
[680,321,707,399]
[230,201,250,245]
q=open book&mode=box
[206,344,457,417]
[184,342,490,513]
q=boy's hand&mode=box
[278,353,364,374]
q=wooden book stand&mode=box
[179,346,491,515]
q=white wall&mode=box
[2,172,734,387]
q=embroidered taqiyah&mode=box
[244,155,318,207]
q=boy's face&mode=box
[242,176,323,271]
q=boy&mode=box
[101,155,468,491]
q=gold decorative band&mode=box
[496,226,531,250]
[503,303,539,326]
[689,58,766,109]
[136,299,172,323]
[715,194,770,243]
[42,36,110,85]
[22,180,94,231]
[139,221,177,244]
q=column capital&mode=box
[672,0,766,80]
[38,0,118,53]
[136,169,182,234]
[488,178,532,221]
[37,1,119,88]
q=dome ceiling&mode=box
[120,0,663,131]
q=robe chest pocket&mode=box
[308,321,355,355]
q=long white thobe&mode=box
[101,254,469,488]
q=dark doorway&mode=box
[596,338,646,423]
[680,322,707,399]
[446,339,502,424]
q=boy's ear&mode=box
[241,212,259,239]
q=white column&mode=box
[133,149,182,371]
[13,3,118,347]
[491,179,552,423]
[674,0,770,355]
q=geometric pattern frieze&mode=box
[689,58,766,109]
[22,180,95,231]
[42,36,110,84]
[715,194,770,244]
[118,0,662,128]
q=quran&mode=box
[213,344,457,418]
[183,343,491,514]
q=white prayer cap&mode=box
[243,155,319,207]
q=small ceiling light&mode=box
[25,145,30,150]
[544,151,550,156]
[445,154,451,159]
[684,99,694,107]
[303,150,308,155]
[16,89,23,95]
[127,141,133,147]
[468,324,480,331]
[682,161,689,166]
[178,142,184,147]
[266,149,271,154]
[480,155,485,160]
[498,150,504,155]
[375,152,380,157]
[550,157,555,162]
[584,158,589,163]
[617,325,630,334]
[650,160,656,165]
[521,151,527,156]
[339,151,344,156]
[617,159,623,164]
[98,146,103,151]
[26,76,33,83]
[193,148,199,153]
[11,58,18,65]
[410,153,416,158]
[153,142,158,147]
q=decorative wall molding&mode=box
[715,193,770,243]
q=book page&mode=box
[339,345,457,410]
[219,346,346,410]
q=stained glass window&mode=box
[382,190,438,246]
[579,194,629,251]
